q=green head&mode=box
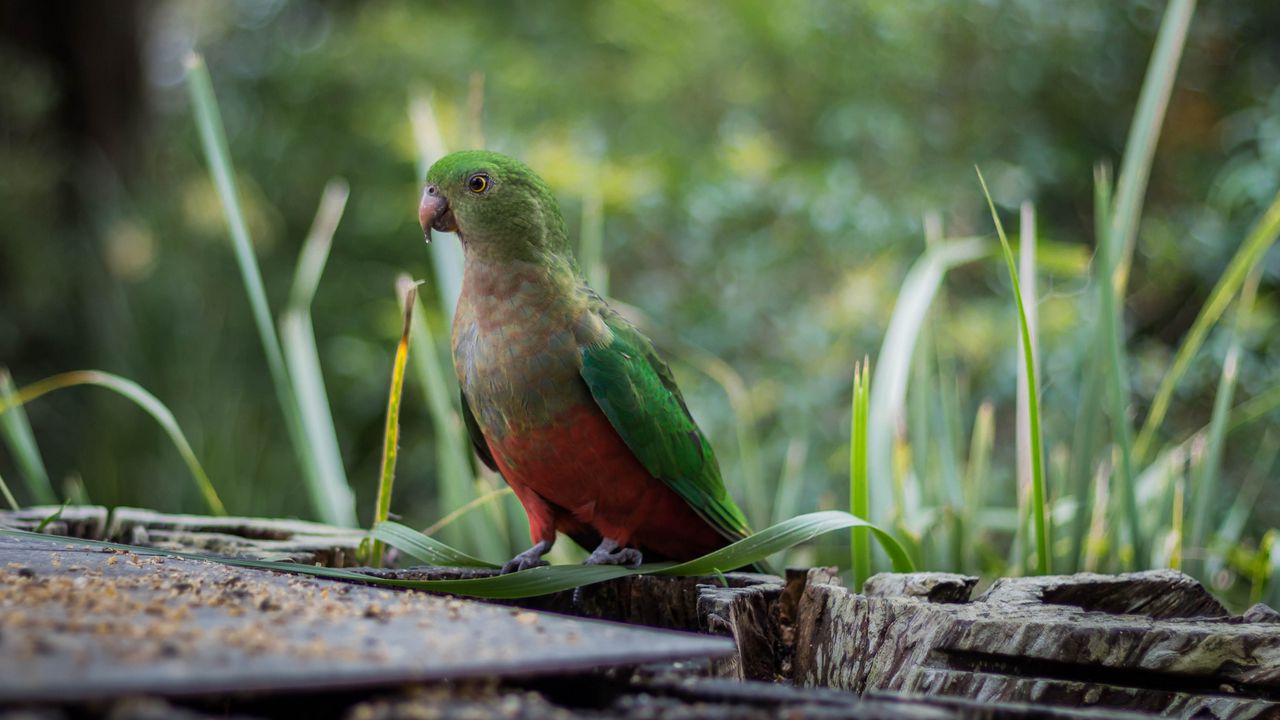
[420,150,569,262]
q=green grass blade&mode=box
[977,168,1049,575]
[280,179,357,527]
[1187,266,1261,577]
[1094,161,1145,567]
[373,520,498,568]
[0,469,17,511]
[422,487,514,538]
[0,371,225,515]
[1135,190,1280,461]
[35,502,68,533]
[1014,202,1042,574]
[868,237,989,528]
[1213,433,1275,550]
[376,510,913,597]
[288,179,349,312]
[657,510,915,576]
[770,437,809,567]
[933,335,965,572]
[1228,385,1280,433]
[1111,0,1197,292]
[0,368,56,505]
[850,360,871,590]
[369,285,419,567]
[400,275,506,561]
[963,400,995,570]
[0,508,879,600]
[409,93,465,318]
[1263,530,1280,609]
[185,54,325,520]
[1067,168,1115,571]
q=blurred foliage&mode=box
[0,1,1278,599]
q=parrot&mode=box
[418,150,761,574]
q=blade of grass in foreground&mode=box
[376,510,915,591]
[186,54,326,522]
[0,368,57,505]
[850,359,871,591]
[369,283,419,568]
[976,169,1049,575]
[0,510,911,600]
[0,371,225,515]
[280,178,358,528]
[1134,190,1280,462]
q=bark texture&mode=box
[793,568,1279,718]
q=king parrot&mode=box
[419,150,760,574]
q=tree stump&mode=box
[792,568,1280,718]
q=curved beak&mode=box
[418,184,457,242]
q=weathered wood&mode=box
[977,569,1229,619]
[0,534,735,703]
[793,569,1280,718]
[698,580,786,681]
[108,507,368,567]
[864,572,978,603]
[0,504,110,539]
[349,675,1152,719]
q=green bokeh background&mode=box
[0,2,1276,559]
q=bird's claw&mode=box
[501,541,552,574]
[584,539,643,568]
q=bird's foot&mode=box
[583,538,643,568]
[501,540,552,574]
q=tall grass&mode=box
[0,469,18,511]
[977,169,1049,575]
[1133,192,1280,462]
[186,54,356,527]
[0,369,56,505]
[0,371,225,515]
[1186,267,1262,576]
[369,282,419,567]
[281,179,358,528]
[1014,202,1043,575]
[867,238,988,533]
[849,359,871,590]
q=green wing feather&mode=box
[579,309,753,543]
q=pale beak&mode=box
[419,184,457,243]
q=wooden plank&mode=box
[0,534,735,703]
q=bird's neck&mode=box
[457,250,586,333]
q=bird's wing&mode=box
[460,389,498,472]
[579,309,752,543]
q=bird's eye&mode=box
[468,174,490,194]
